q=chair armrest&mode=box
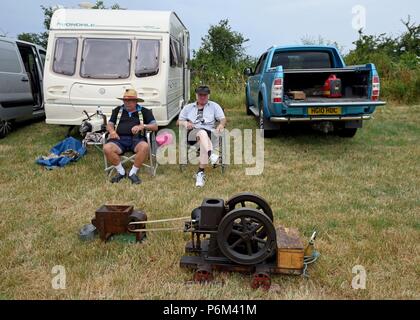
[102,132,109,144]
[145,130,157,143]
[144,130,150,141]
[209,128,226,138]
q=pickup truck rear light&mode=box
[272,78,283,103]
[371,76,380,101]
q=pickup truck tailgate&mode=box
[271,98,385,122]
[286,98,386,107]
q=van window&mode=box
[81,39,131,79]
[39,49,46,67]
[53,38,78,76]
[271,51,332,69]
[0,41,22,73]
[170,38,179,68]
[135,39,160,78]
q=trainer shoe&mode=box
[209,153,219,166]
[195,171,206,188]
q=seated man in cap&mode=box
[177,85,226,187]
[103,89,158,184]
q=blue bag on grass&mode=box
[36,137,86,169]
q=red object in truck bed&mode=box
[323,74,342,98]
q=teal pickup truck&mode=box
[244,45,386,137]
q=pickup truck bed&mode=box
[283,67,371,101]
[244,45,386,137]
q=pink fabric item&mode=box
[156,132,174,146]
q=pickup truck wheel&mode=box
[338,128,358,138]
[0,119,12,139]
[258,105,276,138]
[245,89,252,115]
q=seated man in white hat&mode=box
[177,85,226,187]
[103,89,158,184]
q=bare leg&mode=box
[197,130,213,169]
[103,143,122,166]
[134,141,149,169]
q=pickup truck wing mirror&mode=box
[243,67,253,76]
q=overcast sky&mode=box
[0,0,418,56]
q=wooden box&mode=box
[288,91,306,100]
[276,226,304,272]
[92,205,134,241]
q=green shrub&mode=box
[190,17,419,104]
[189,19,255,99]
[344,17,419,104]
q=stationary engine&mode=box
[181,193,319,290]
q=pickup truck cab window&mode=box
[254,53,268,74]
[271,51,332,69]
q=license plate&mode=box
[308,107,341,115]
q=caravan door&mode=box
[182,30,190,104]
[167,37,183,121]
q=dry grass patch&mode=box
[0,98,419,299]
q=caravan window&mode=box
[169,38,183,68]
[170,38,179,68]
[53,38,78,76]
[176,40,183,67]
[81,39,131,79]
[135,39,160,77]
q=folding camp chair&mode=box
[80,108,158,178]
[179,127,227,174]
[103,130,158,177]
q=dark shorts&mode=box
[108,135,147,154]
[187,129,212,146]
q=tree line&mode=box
[13,2,420,104]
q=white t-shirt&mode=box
[179,101,225,131]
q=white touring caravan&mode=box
[44,9,190,127]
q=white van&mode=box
[0,37,46,138]
[43,9,190,127]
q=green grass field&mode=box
[0,95,419,300]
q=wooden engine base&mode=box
[181,225,306,289]
[181,226,304,274]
